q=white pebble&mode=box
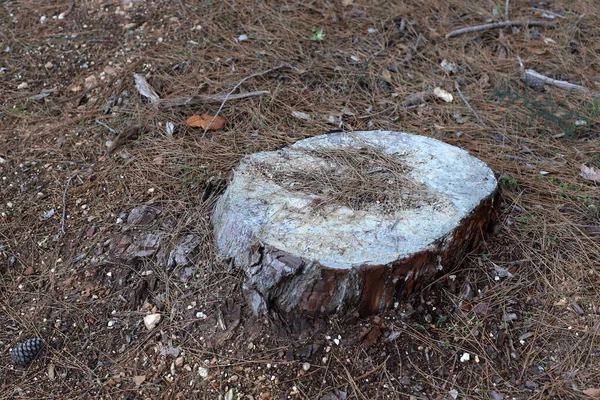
[198,366,209,378]
[143,313,161,330]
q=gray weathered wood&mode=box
[212,131,499,326]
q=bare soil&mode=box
[1,0,599,399]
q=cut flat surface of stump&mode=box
[212,131,498,324]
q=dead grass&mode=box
[0,0,599,399]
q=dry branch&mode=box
[61,174,76,234]
[454,81,486,127]
[204,64,286,133]
[62,0,75,18]
[155,90,270,109]
[521,69,600,98]
[530,8,566,19]
[446,20,557,38]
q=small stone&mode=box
[440,59,458,74]
[85,75,98,88]
[524,381,538,389]
[175,357,184,367]
[198,366,209,378]
[17,82,28,90]
[143,313,161,330]
[460,352,470,362]
[302,362,310,371]
[133,375,146,386]
[489,391,504,400]
[224,388,236,400]
[48,363,55,380]
[166,122,176,137]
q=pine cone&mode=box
[10,338,44,367]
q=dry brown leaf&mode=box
[186,114,226,130]
[361,325,381,347]
[133,375,146,386]
[291,111,311,120]
[479,73,490,88]
[529,47,547,55]
[186,115,204,127]
[402,91,433,107]
[580,164,600,183]
[433,87,454,102]
[152,155,164,165]
[583,388,600,398]
[381,68,393,84]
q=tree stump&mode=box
[212,131,499,325]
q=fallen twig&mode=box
[61,174,76,234]
[521,69,600,98]
[402,91,434,108]
[336,356,368,400]
[354,356,389,380]
[107,125,141,154]
[61,0,75,18]
[58,76,117,105]
[446,20,557,38]
[454,81,487,127]
[530,8,566,19]
[204,64,286,133]
[95,119,118,134]
[155,90,269,109]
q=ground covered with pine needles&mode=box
[1,0,599,399]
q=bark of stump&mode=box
[212,131,499,326]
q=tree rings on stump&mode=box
[212,131,499,326]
